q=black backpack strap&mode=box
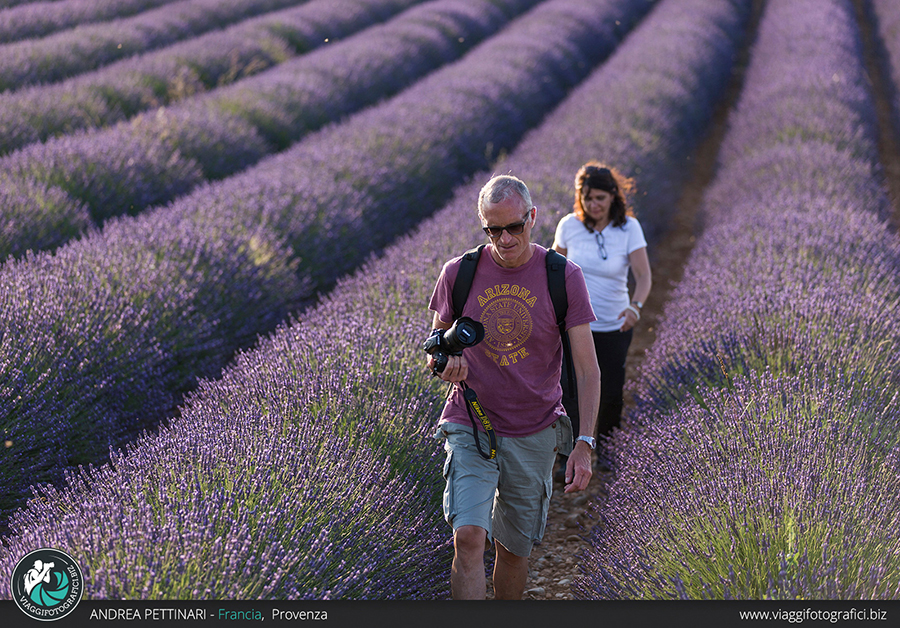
[451,244,485,320]
[546,250,576,398]
[545,249,568,329]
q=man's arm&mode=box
[564,322,600,493]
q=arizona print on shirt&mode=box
[477,283,536,367]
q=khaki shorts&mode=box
[434,416,573,557]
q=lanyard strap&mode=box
[460,383,497,460]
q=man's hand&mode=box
[427,354,469,383]
[564,441,592,493]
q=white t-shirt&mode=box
[553,213,647,332]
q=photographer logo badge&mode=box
[11,548,84,621]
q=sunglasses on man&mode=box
[482,209,532,239]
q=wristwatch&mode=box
[631,300,643,309]
[575,435,596,450]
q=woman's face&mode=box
[581,187,614,225]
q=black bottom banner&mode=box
[2,599,899,628]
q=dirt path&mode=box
[519,0,766,600]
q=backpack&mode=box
[449,244,580,439]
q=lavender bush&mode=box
[0,0,422,156]
[0,0,185,44]
[0,0,748,599]
[0,0,539,255]
[0,215,305,523]
[632,196,900,416]
[714,0,880,171]
[0,0,648,522]
[577,0,900,599]
[1,383,451,599]
[0,0,315,92]
[0,178,90,254]
[579,371,900,599]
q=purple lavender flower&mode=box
[0,210,306,521]
[578,372,900,599]
[0,386,453,599]
[633,0,896,416]
[182,0,655,289]
[0,178,90,258]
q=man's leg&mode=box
[451,525,488,599]
[492,540,528,600]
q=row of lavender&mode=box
[0,0,316,92]
[577,0,900,599]
[0,0,749,598]
[0,0,646,522]
[0,0,183,44]
[0,0,425,156]
[0,0,533,259]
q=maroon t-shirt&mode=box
[429,244,595,437]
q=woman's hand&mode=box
[618,307,639,331]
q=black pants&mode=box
[562,327,633,438]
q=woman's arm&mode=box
[618,246,652,331]
[629,246,652,306]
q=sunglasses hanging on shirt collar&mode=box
[594,231,607,260]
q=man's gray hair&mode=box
[477,174,532,216]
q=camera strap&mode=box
[460,382,497,460]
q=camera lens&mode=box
[442,317,485,354]
[456,321,476,345]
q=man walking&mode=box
[427,174,601,599]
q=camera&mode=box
[423,316,485,374]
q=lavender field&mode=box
[1,0,899,601]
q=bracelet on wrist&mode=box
[624,304,641,321]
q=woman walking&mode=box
[552,162,651,462]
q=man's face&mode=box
[480,195,535,268]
